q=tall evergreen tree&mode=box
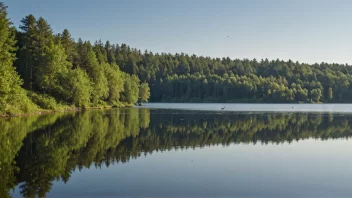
[16,14,37,89]
[0,3,35,113]
[59,29,77,65]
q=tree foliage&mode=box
[0,3,35,114]
[139,82,150,102]
[0,1,150,112]
[106,47,352,103]
[3,0,352,114]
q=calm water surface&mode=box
[142,102,352,112]
[1,103,352,198]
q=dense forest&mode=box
[2,109,352,197]
[0,2,150,114]
[2,2,352,114]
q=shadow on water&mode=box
[1,108,352,197]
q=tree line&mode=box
[3,0,352,115]
[0,2,150,114]
[2,109,352,197]
[114,49,352,103]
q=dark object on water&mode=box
[135,101,142,106]
[221,107,225,110]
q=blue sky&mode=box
[4,0,352,64]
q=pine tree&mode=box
[60,29,77,65]
[17,14,37,89]
[0,3,35,113]
[17,15,55,91]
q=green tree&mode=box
[80,42,108,105]
[310,88,322,102]
[121,74,140,104]
[61,68,91,107]
[0,3,35,114]
[139,82,150,102]
[17,15,55,91]
[104,63,124,105]
[16,14,37,89]
[59,29,77,65]
[35,42,71,95]
[328,87,333,100]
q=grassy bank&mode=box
[0,105,134,117]
[0,92,136,117]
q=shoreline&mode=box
[0,107,81,118]
[3,102,347,118]
[0,105,132,118]
[0,100,137,117]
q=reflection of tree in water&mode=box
[0,114,64,198]
[1,109,352,197]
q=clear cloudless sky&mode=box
[3,0,352,64]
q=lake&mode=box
[2,103,352,198]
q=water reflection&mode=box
[1,109,352,197]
